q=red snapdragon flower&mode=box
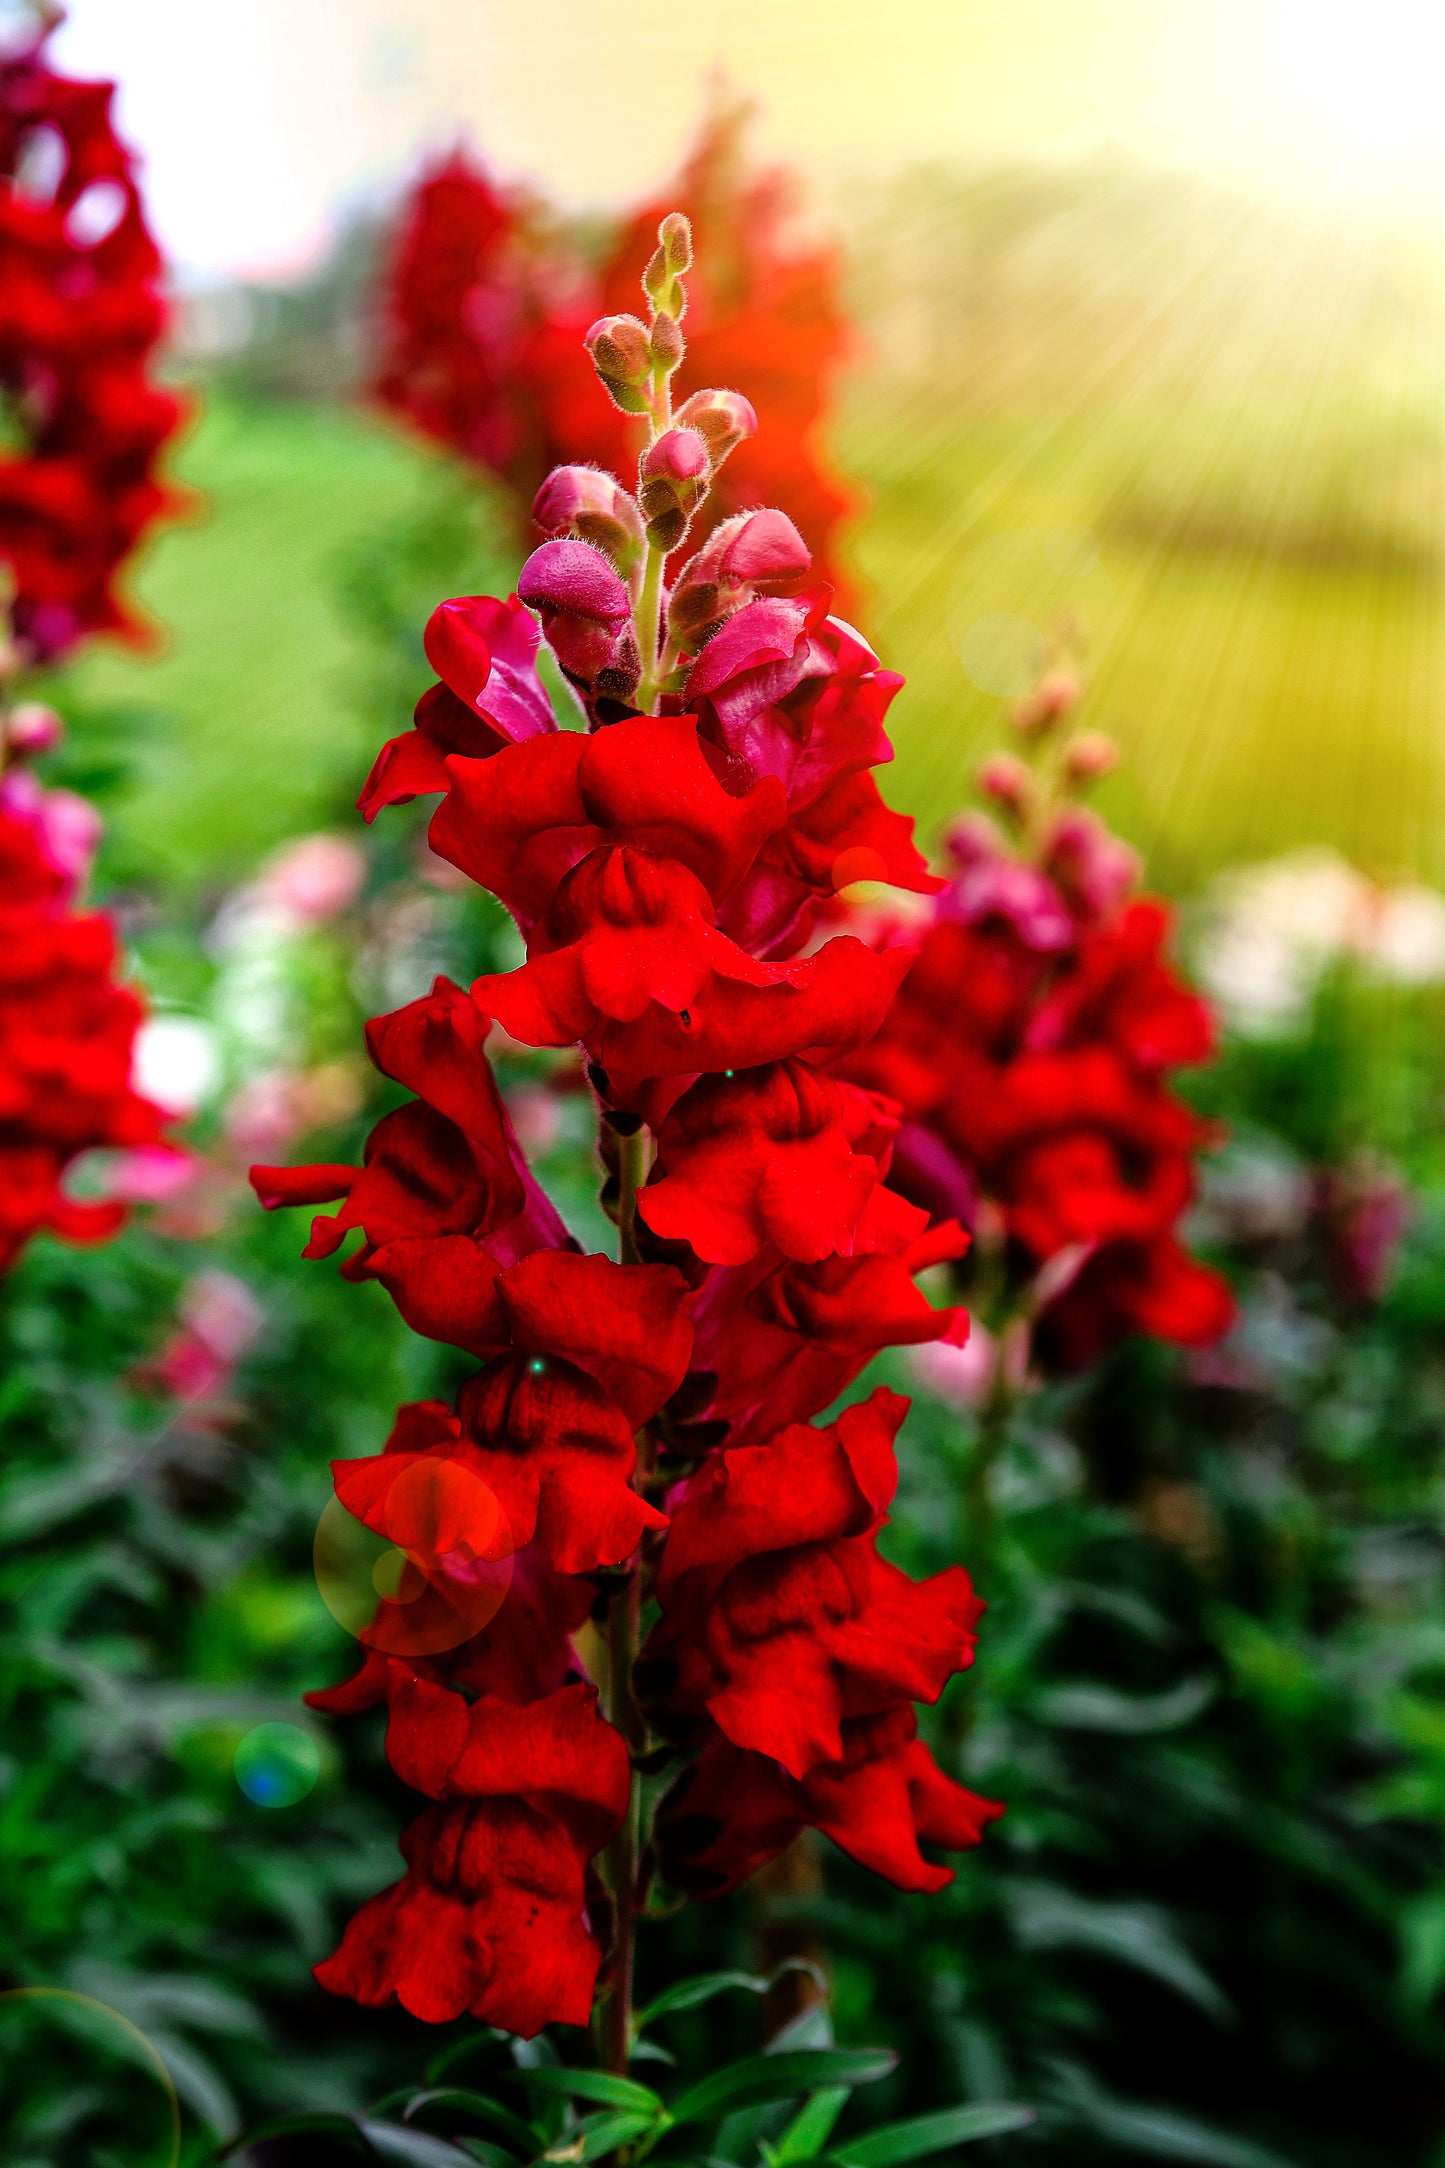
[316,1681,631,2033]
[373,107,859,594]
[0,762,169,1271]
[0,17,184,661]
[256,212,994,2043]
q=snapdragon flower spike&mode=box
[257,209,993,2043]
[840,711,1232,1372]
[373,112,859,592]
[0,761,173,1272]
[0,18,184,660]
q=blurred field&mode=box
[65,394,449,890]
[67,164,1445,898]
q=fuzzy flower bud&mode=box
[1063,729,1118,783]
[673,387,758,472]
[1011,669,1081,736]
[976,753,1033,819]
[585,313,653,415]
[638,427,711,553]
[518,538,640,706]
[642,213,694,322]
[668,508,812,645]
[648,311,685,375]
[659,211,693,272]
[533,466,646,581]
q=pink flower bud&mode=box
[638,426,711,552]
[1012,668,1081,735]
[518,538,640,706]
[977,752,1033,817]
[1064,730,1118,782]
[585,313,653,415]
[4,701,64,759]
[1044,806,1139,924]
[673,387,758,471]
[532,465,646,579]
[668,509,812,644]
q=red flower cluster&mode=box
[0,748,168,1272]
[0,15,184,662]
[257,215,995,2043]
[840,690,1233,1373]
[374,106,858,594]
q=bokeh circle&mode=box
[234,1721,322,1807]
[314,1457,514,1656]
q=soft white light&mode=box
[1271,0,1445,193]
[132,1017,221,1117]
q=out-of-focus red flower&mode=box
[372,107,860,597]
[842,813,1233,1372]
[0,18,185,660]
[0,768,169,1271]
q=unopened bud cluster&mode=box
[528,214,781,714]
[973,642,1127,908]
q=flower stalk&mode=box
[254,209,999,2051]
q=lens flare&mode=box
[313,1457,514,1656]
[234,1721,322,1808]
[0,1989,181,2168]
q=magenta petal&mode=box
[519,539,632,628]
[686,597,815,730]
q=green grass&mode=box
[66,392,471,891]
[843,394,1445,893]
[65,379,1445,896]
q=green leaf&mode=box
[402,2087,538,2156]
[1033,1675,1214,1735]
[359,2124,484,2166]
[768,2087,851,2165]
[518,2068,666,2116]
[455,2144,524,2168]
[670,2050,897,2129]
[634,1963,826,2032]
[1008,1884,1233,2024]
[831,2105,1036,2165]
[570,2109,659,2158]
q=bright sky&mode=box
[51,0,1445,279]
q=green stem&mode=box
[602,1569,642,2074]
[633,542,666,718]
[601,1123,651,2073]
